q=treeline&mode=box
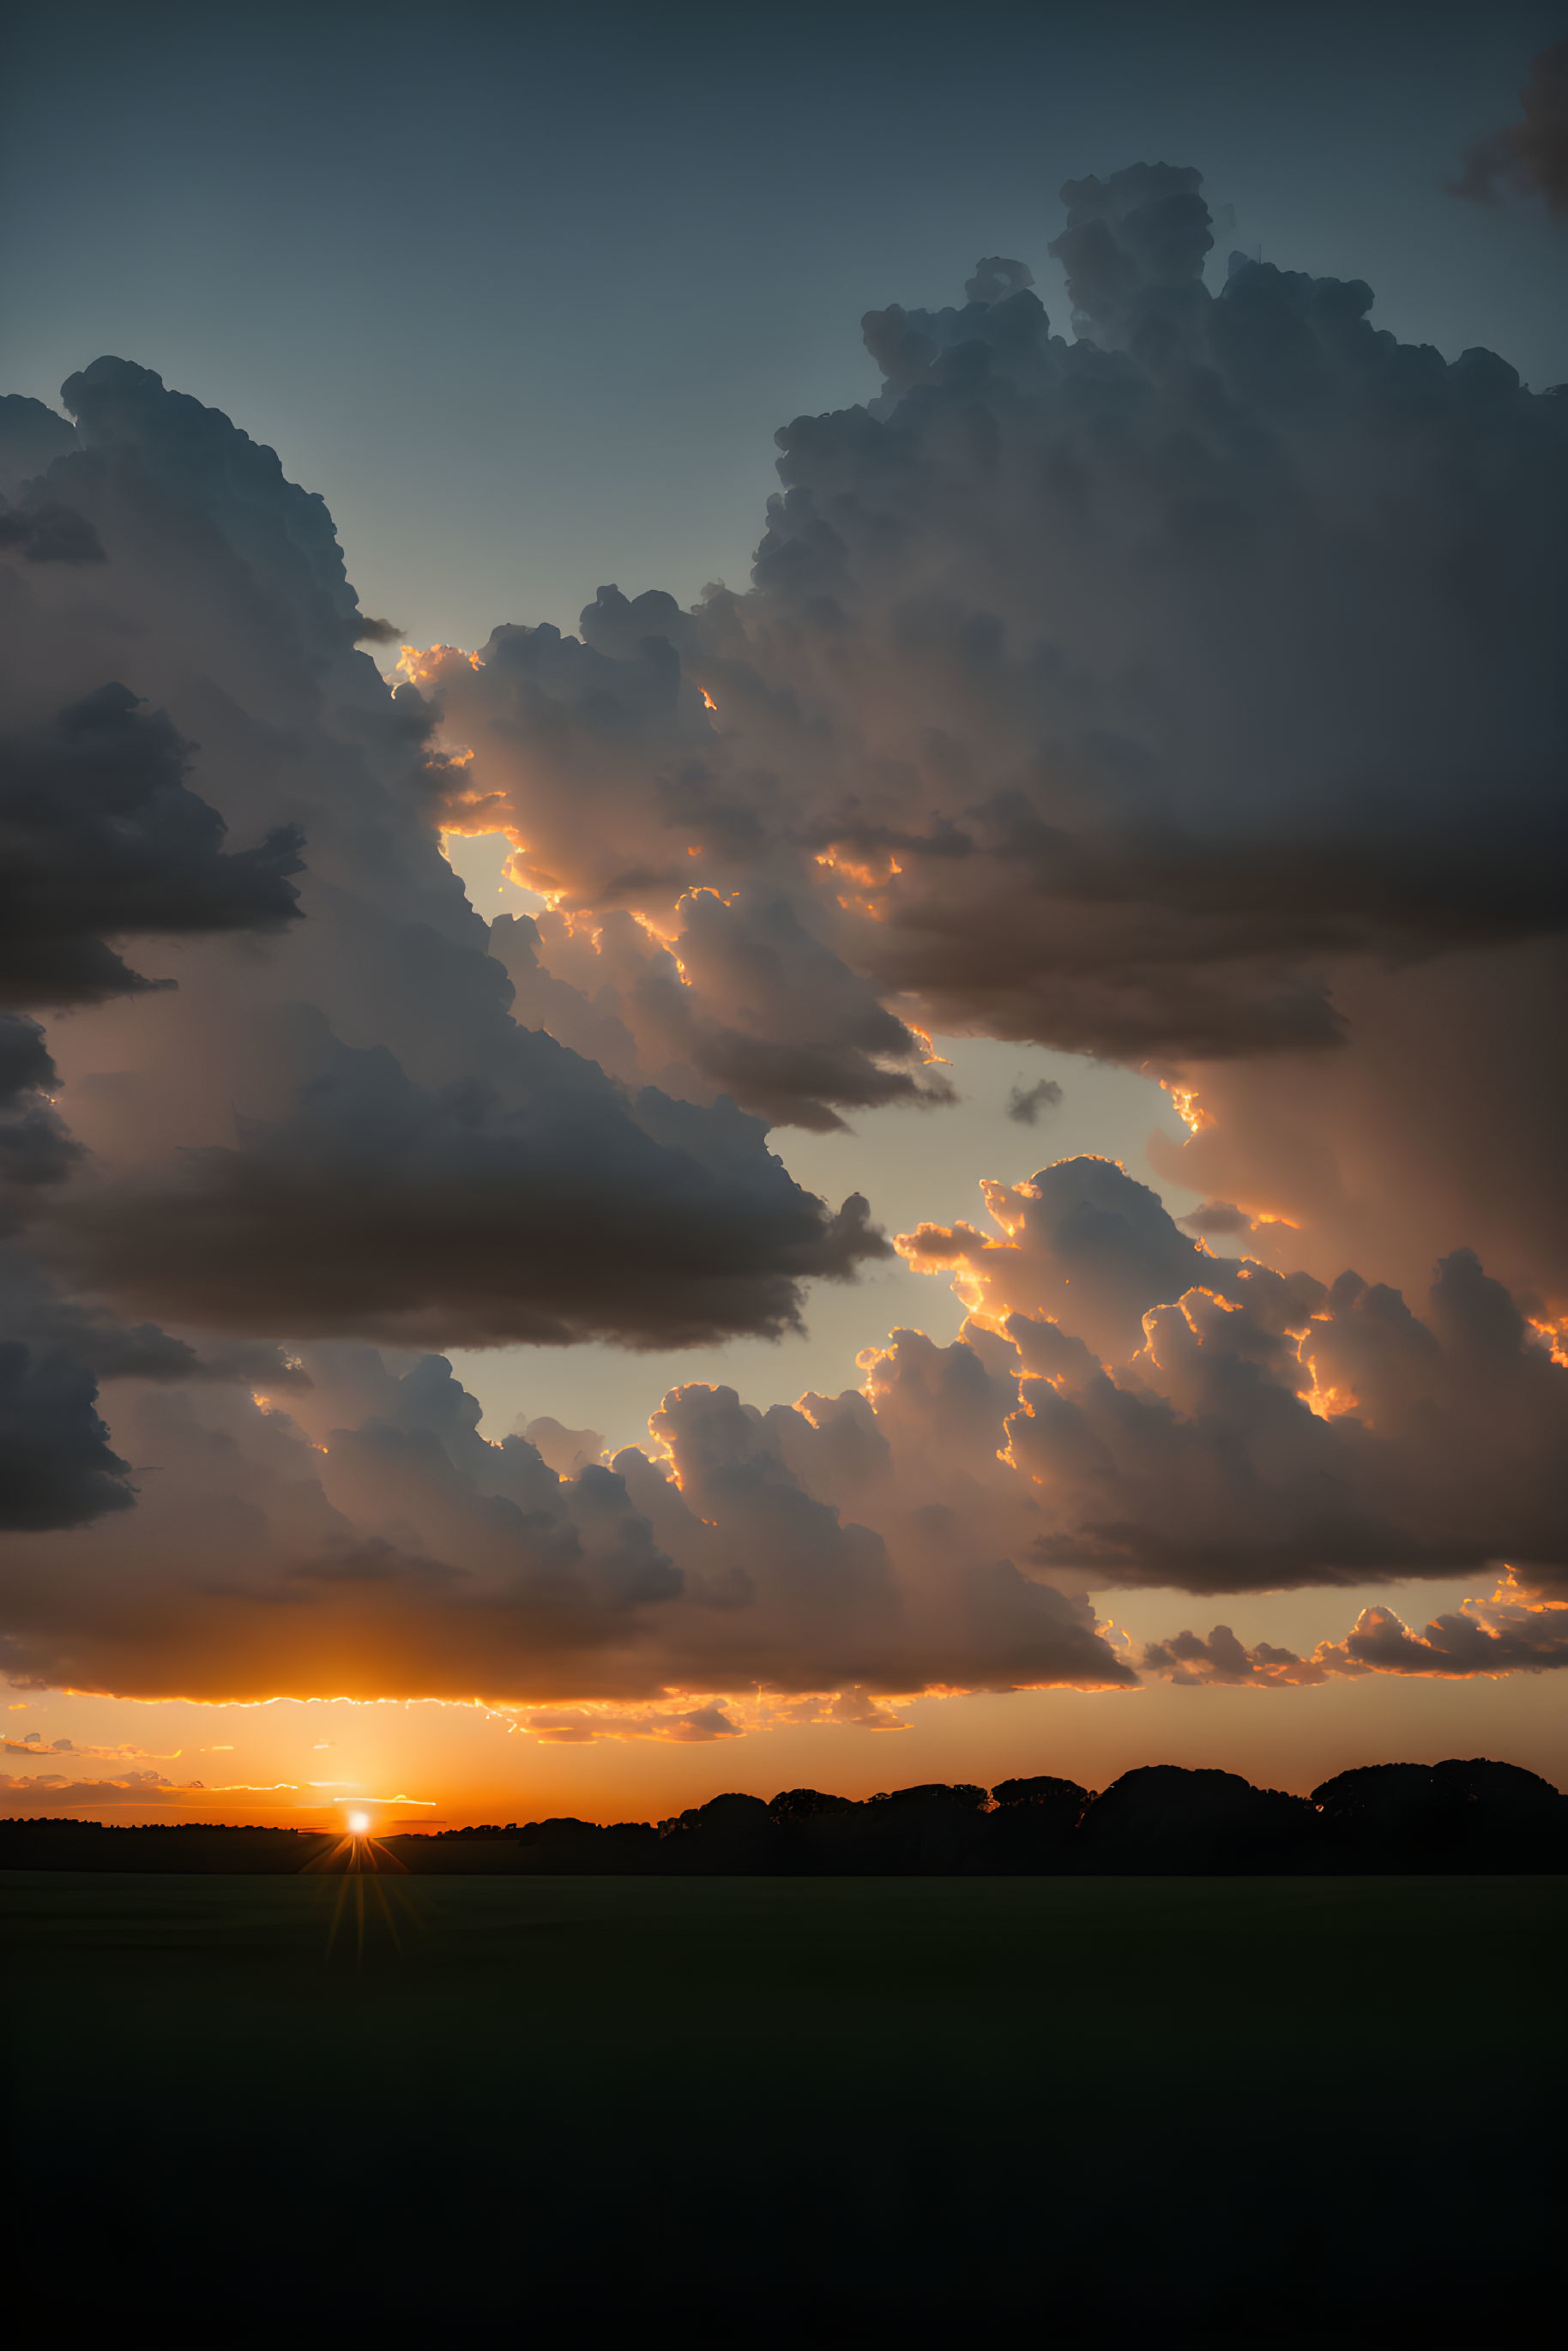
[504,1760,1568,1876]
[4,1758,1565,1874]
[0,1822,330,1873]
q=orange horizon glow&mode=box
[8,1626,1568,1830]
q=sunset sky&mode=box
[3,1,1565,1832]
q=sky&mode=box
[2,1,1566,1829]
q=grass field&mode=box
[4,1871,1564,2345]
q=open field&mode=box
[4,1872,1565,2345]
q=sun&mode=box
[347,1811,371,1836]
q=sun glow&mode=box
[347,1811,371,1836]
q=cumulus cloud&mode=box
[406,164,1565,1315]
[1146,1574,1568,1685]
[0,1337,1134,1703]
[1451,39,1568,214]
[7,1155,1566,1705]
[418,165,1564,1072]
[487,883,954,1132]
[897,1155,1211,1360]
[901,1157,1568,1594]
[0,356,884,1378]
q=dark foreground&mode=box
[3,1872,1564,2348]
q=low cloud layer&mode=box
[4,1157,1564,1705]
[1146,1574,1568,1686]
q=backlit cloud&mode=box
[1,163,1564,1723]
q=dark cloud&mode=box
[1004,1077,1062,1126]
[0,1341,134,1530]
[0,395,77,489]
[0,499,104,563]
[0,1018,81,1197]
[0,1017,57,1106]
[0,684,303,1010]
[42,1019,884,1348]
[963,256,1034,304]
[1451,39,1568,214]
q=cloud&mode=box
[9,1155,1565,1705]
[1146,1575,1568,1686]
[1143,1624,1329,1687]
[0,1018,81,1196]
[0,1340,134,1530]
[0,684,303,1011]
[0,497,104,563]
[484,877,954,1135]
[898,1155,1210,1360]
[1004,1077,1062,1126]
[3,172,1565,1713]
[418,163,1564,1081]
[516,1702,743,1745]
[0,1769,205,1810]
[40,1016,884,1349]
[0,356,887,1386]
[902,1157,1568,1594]
[403,165,1565,1331]
[0,1323,1134,1704]
[1177,1200,1253,1239]
[1450,39,1568,214]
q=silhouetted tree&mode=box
[1311,1758,1568,1872]
[985,1775,1090,1871]
[657,1793,779,1873]
[1076,1766,1318,1873]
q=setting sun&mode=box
[347,1811,371,1836]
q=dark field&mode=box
[4,1872,1564,2346]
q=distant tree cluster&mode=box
[4,1760,1564,1875]
[0,1819,329,1872]
[512,1758,1568,1876]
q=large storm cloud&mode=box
[413,163,1565,1306]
